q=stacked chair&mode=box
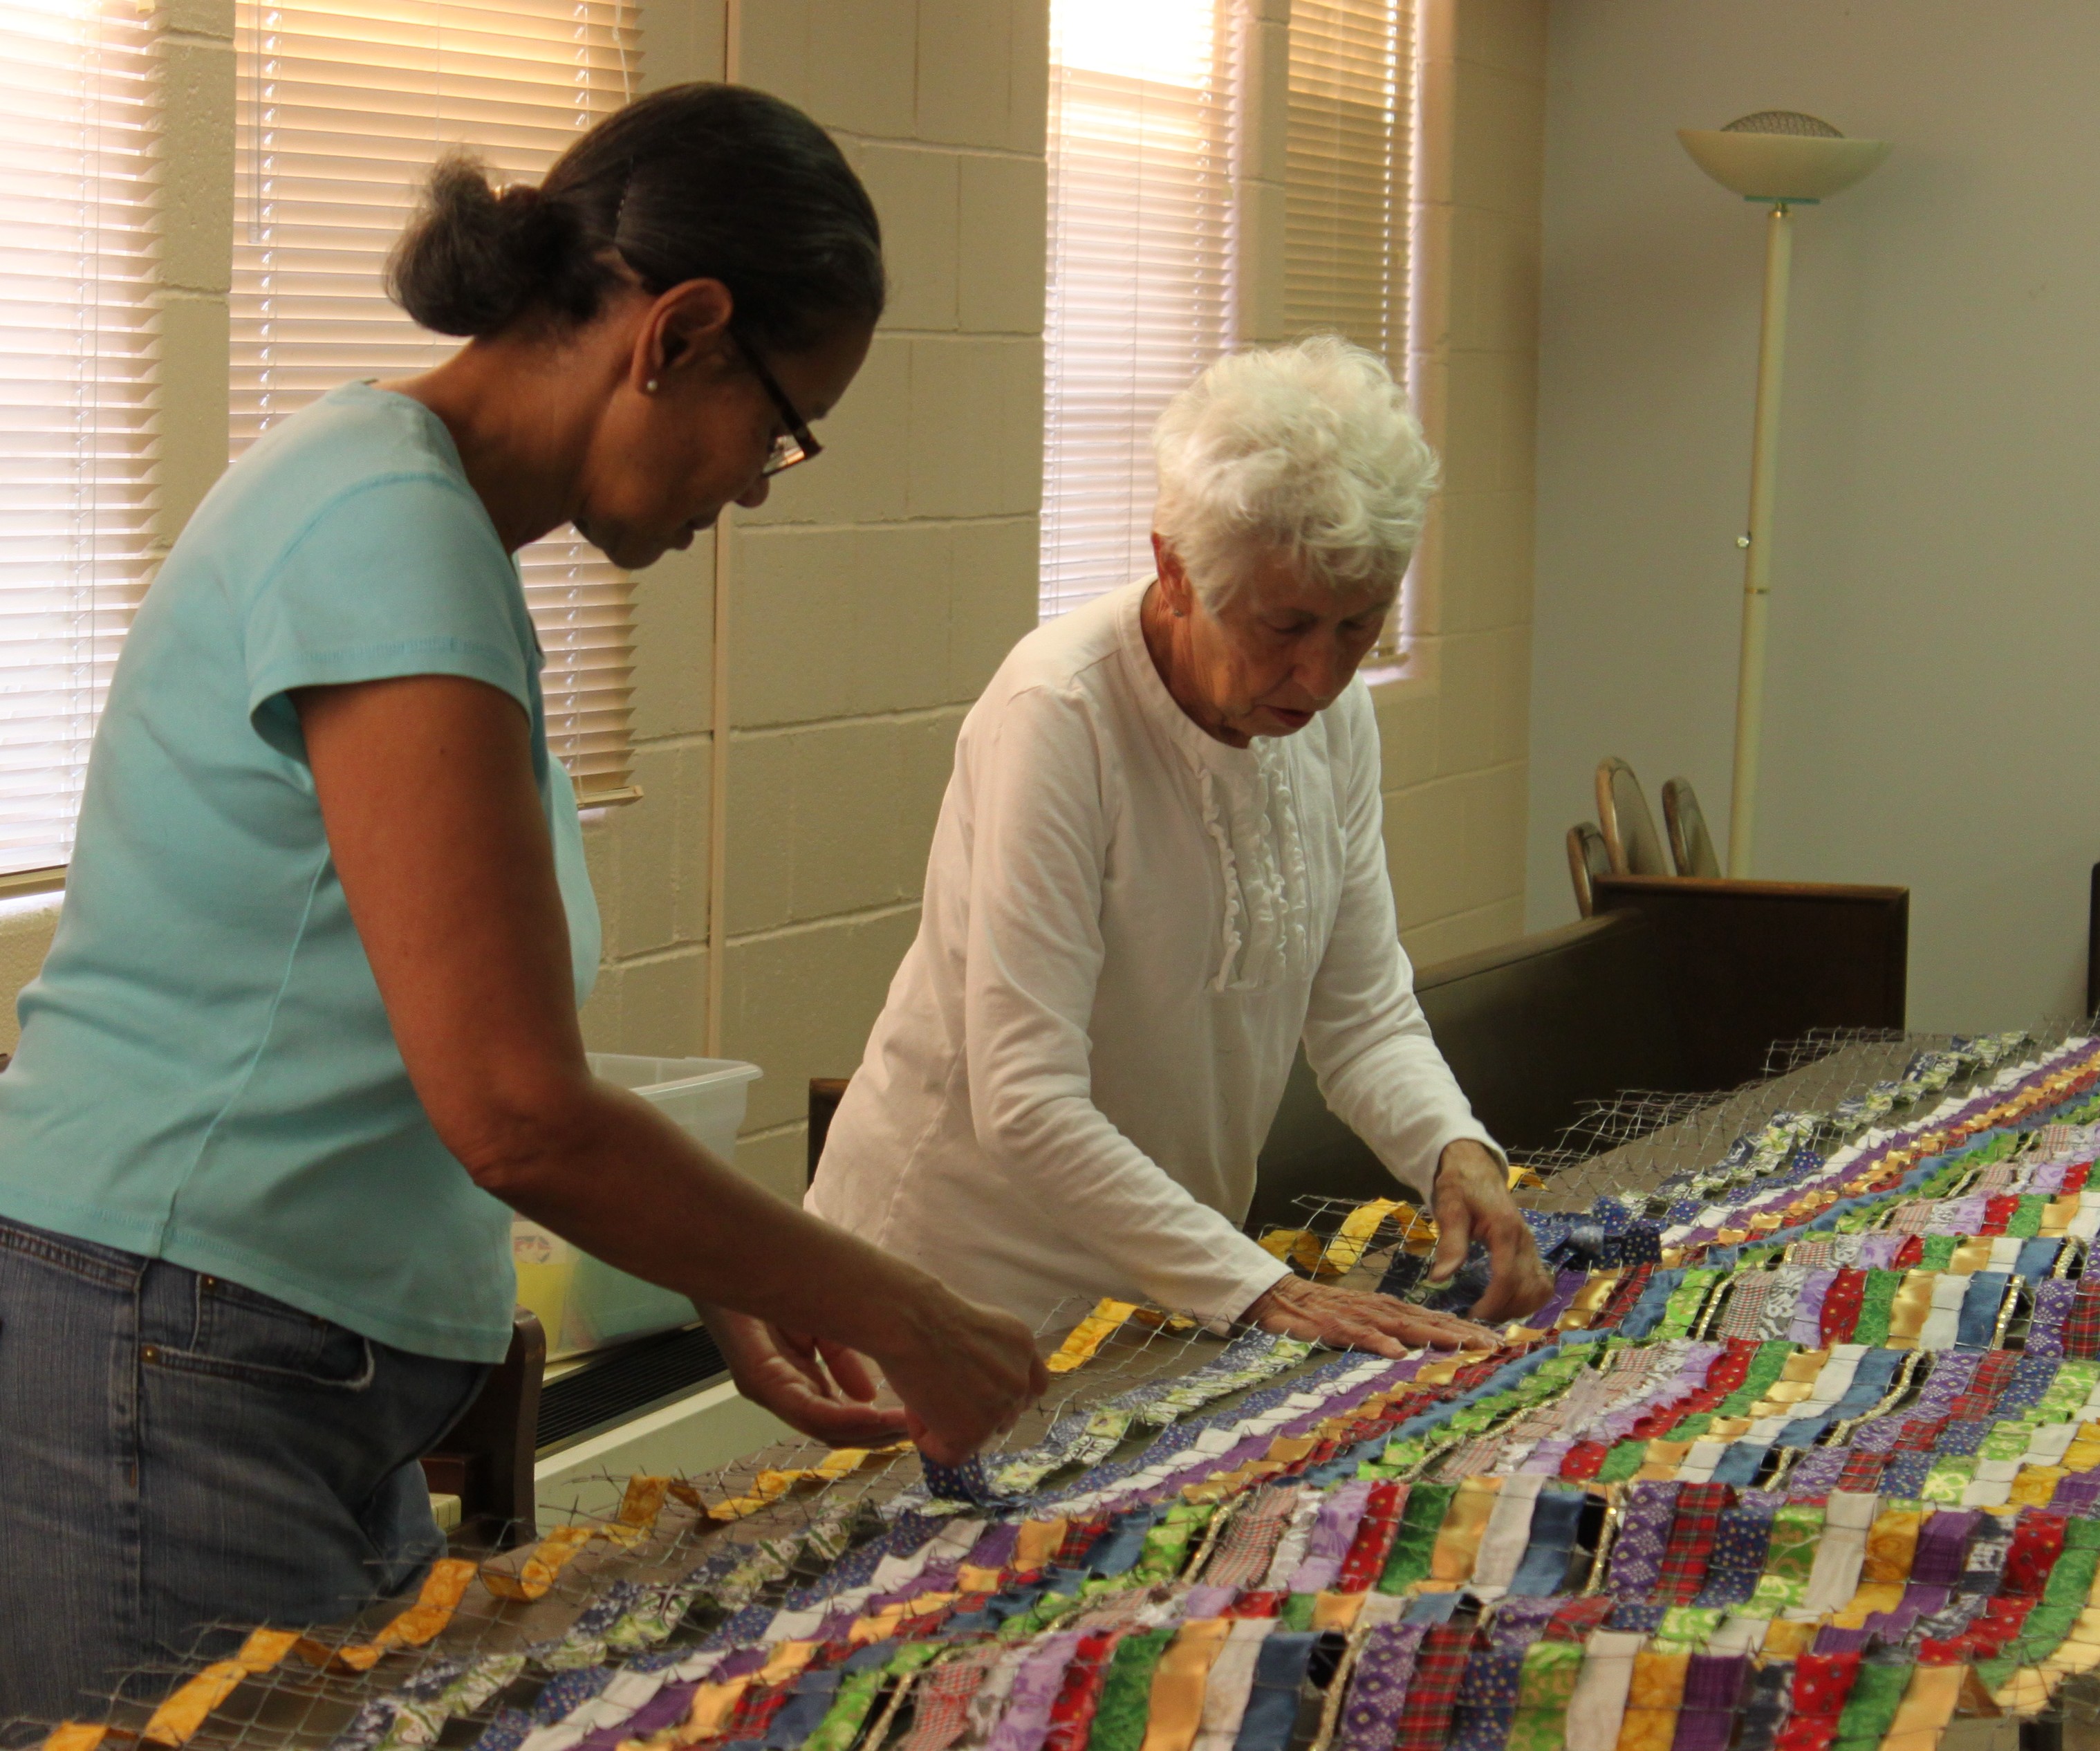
[1570,758,1718,914]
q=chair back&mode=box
[1566,822,1610,917]
[1662,777,1722,878]
[1595,757,1670,876]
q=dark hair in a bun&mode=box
[387,82,885,353]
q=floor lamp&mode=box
[1678,113,1890,877]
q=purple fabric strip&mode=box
[573,1681,698,1751]
[1910,1510,1978,1587]
[984,1631,1087,1751]
[1789,1271,1837,1346]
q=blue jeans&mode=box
[0,1216,486,1722]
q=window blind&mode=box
[0,0,155,879]
[1285,0,1413,656]
[1039,0,1235,621]
[232,0,639,797]
[1285,0,1410,361]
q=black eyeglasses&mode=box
[732,331,823,476]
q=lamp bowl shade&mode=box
[1678,128,1890,201]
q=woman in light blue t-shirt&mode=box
[0,83,1043,1714]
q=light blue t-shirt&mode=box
[0,383,600,1363]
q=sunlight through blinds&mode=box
[1039,0,1236,621]
[1287,0,1413,656]
[232,0,640,796]
[1285,0,1411,359]
[0,0,155,878]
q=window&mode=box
[0,0,155,879]
[1284,0,1411,360]
[1039,0,1236,620]
[232,0,640,797]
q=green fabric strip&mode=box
[1377,1483,1456,1593]
[1832,1658,1913,1745]
[1084,1627,1177,1751]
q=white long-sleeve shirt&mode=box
[806,582,1497,1328]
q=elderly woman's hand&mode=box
[1429,1139,1556,1323]
[1242,1277,1499,1358]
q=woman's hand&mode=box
[1429,1139,1556,1323]
[1242,1276,1499,1357]
[871,1289,1051,1469]
[702,1308,912,1449]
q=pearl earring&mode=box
[644,378,659,393]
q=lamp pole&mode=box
[1727,199,1792,878]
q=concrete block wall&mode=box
[575,0,1048,1201]
[1375,0,1545,970]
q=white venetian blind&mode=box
[1039,0,1235,620]
[232,0,640,796]
[1286,0,1413,655]
[0,0,155,878]
[1285,0,1411,360]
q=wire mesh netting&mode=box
[20,1022,2100,1750]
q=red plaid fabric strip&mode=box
[1653,1481,1734,1603]
[1543,1595,1615,1643]
[1950,1351,2019,1420]
[1716,1275,1776,1342]
[1054,1514,1111,1566]
[1390,1620,1476,1751]
[1200,1488,1298,1592]
[1893,1416,1947,1452]
[893,1652,999,1751]
[1837,1449,1887,1493]
[2062,1281,2100,1363]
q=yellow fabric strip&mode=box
[1884,1272,1939,1348]
[1139,1619,1234,1751]
[1862,1508,1923,1584]
[141,1629,297,1745]
[1015,1519,1068,1569]
[1312,1593,1366,1632]
[304,1559,478,1671]
[482,1523,593,1602]
[1259,1230,1327,1273]
[40,1729,109,1751]
[1046,1299,1142,1373]
[2011,1465,2068,1508]
[598,1474,673,1548]
[1430,1476,1499,1582]
[1320,1201,1404,1277]
[1833,1581,1906,1629]
[1557,1273,1623,1333]
[143,1665,248,1747]
[681,1676,753,1739]
[1949,1238,1995,1275]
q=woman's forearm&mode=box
[468,1075,944,1361]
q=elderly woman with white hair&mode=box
[808,337,1552,1352]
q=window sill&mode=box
[0,867,64,900]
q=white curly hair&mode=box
[1151,335,1439,607]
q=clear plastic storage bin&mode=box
[511,1054,762,1361]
